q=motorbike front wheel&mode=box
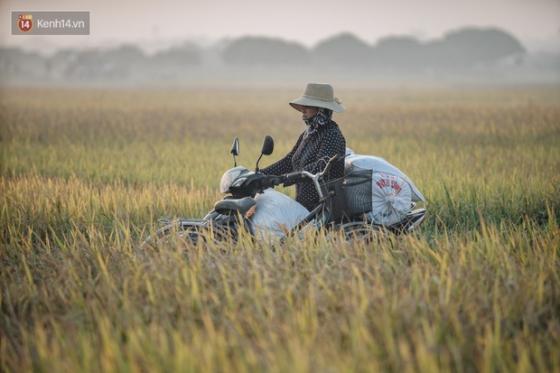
[140,219,205,250]
[141,215,249,250]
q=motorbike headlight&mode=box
[220,166,250,193]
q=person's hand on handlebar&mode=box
[258,154,341,190]
[256,174,287,189]
[260,173,299,188]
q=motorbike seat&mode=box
[214,197,256,215]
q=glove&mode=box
[266,175,286,187]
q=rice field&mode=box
[1,86,559,372]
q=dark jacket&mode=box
[261,121,346,211]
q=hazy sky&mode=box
[2,0,559,52]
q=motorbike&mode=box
[142,136,427,248]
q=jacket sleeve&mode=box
[260,133,304,176]
[302,127,346,175]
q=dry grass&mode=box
[1,86,559,372]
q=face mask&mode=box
[303,108,333,137]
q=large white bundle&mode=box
[369,172,412,225]
[345,154,426,202]
[251,189,310,239]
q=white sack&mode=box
[345,154,426,202]
[251,189,310,239]
[369,172,412,225]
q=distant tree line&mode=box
[0,27,529,82]
[223,28,525,69]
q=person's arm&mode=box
[302,127,346,175]
[260,133,304,176]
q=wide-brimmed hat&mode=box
[289,83,345,113]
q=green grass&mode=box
[1,86,559,372]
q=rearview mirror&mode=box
[261,135,274,155]
[255,135,274,172]
[230,137,240,156]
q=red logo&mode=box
[375,175,402,194]
[17,14,33,32]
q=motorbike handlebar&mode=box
[255,154,342,190]
[255,175,286,189]
[284,172,303,183]
[320,154,341,176]
[282,154,341,183]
